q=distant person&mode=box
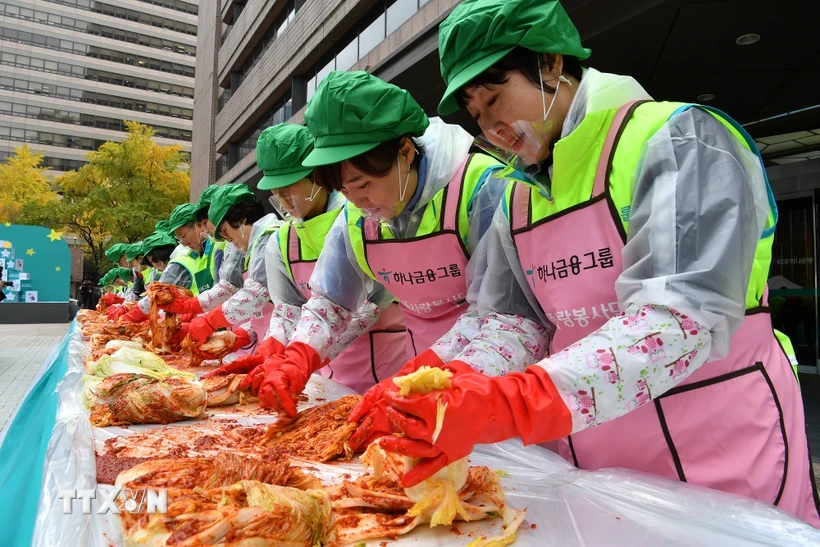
[79,278,94,309]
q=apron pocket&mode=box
[369,329,409,385]
[657,362,787,504]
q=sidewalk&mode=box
[0,323,70,439]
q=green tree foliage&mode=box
[19,122,190,274]
[0,144,57,223]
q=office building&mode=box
[0,0,197,175]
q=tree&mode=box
[0,144,57,223]
[19,122,190,274]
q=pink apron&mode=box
[509,102,820,525]
[287,227,407,394]
[361,158,471,356]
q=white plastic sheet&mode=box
[32,324,820,546]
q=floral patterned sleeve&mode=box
[452,311,549,376]
[325,301,381,360]
[221,280,270,325]
[290,293,354,361]
[265,302,302,347]
[196,280,239,312]
[537,304,711,433]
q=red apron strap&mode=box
[287,223,300,262]
[511,182,531,232]
[592,100,641,197]
[442,156,470,232]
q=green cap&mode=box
[104,243,127,263]
[303,71,429,167]
[166,202,197,233]
[125,242,143,261]
[142,232,177,255]
[155,219,171,234]
[437,0,591,115]
[208,184,255,240]
[257,124,315,190]
[195,185,221,214]
[116,267,132,281]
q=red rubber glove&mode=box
[195,327,252,360]
[188,306,231,347]
[237,342,321,417]
[201,337,285,378]
[105,304,127,320]
[169,322,189,347]
[347,351,475,453]
[158,294,203,316]
[120,306,149,323]
[379,365,573,488]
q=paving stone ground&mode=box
[0,323,69,442]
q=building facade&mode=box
[0,0,197,175]
[192,0,468,198]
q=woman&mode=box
[156,185,248,319]
[123,242,145,301]
[183,184,280,355]
[104,243,129,268]
[141,232,177,278]
[361,0,820,526]
[208,123,407,394]
[120,202,220,322]
[242,71,510,416]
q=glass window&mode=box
[1,52,14,64]
[12,103,26,114]
[5,5,19,16]
[336,39,357,71]
[386,0,417,36]
[359,13,385,58]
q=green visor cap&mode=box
[195,184,221,214]
[303,71,429,167]
[257,124,315,190]
[125,242,143,261]
[104,243,127,262]
[208,184,255,240]
[437,0,591,115]
[114,267,132,281]
[142,232,177,255]
[155,219,171,234]
[166,202,197,233]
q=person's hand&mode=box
[187,306,231,347]
[347,353,475,452]
[105,304,127,320]
[119,306,148,323]
[379,366,573,488]
[157,294,203,315]
[238,342,322,417]
[202,337,285,378]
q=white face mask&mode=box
[397,155,411,202]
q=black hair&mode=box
[147,245,174,264]
[194,206,209,222]
[314,138,424,193]
[224,199,265,229]
[455,47,584,108]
